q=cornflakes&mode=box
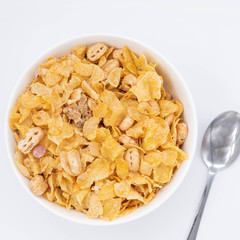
[9,42,188,221]
[142,117,169,151]
[97,181,116,201]
[102,198,122,221]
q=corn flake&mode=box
[31,82,52,96]
[89,158,110,181]
[32,110,50,126]
[140,159,152,176]
[97,181,116,201]
[143,150,163,167]
[43,70,63,86]
[50,60,73,78]
[83,117,99,138]
[72,56,93,77]
[81,80,99,100]
[153,164,173,183]
[108,67,122,87]
[162,149,178,165]
[130,71,162,101]
[18,92,42,109]
[122,46,137,76]
[159,100,178,118]
[102,198,122,221]
[90,65,105,84]
[116,158,129,179]
[101,136,125,161]
[87,193,103,218]
[72,45,87,58]
[142,117,169,151]
[114,180,131,198]
[93,102,109,119]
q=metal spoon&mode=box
[187,111,240,240]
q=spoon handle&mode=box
[187,171,216,240]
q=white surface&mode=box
[5,34,197,225]
[1,0,240,239]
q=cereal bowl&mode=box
[5,34,197,225]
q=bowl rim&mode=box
[5,33,198,226]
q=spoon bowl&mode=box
[202,111,240,173]
[187,110,240,240]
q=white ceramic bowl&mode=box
[5,34,197,225]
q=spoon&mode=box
[187,111,240,240]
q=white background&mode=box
[1,0,240,239]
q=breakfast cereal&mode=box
[9,43,188,221]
